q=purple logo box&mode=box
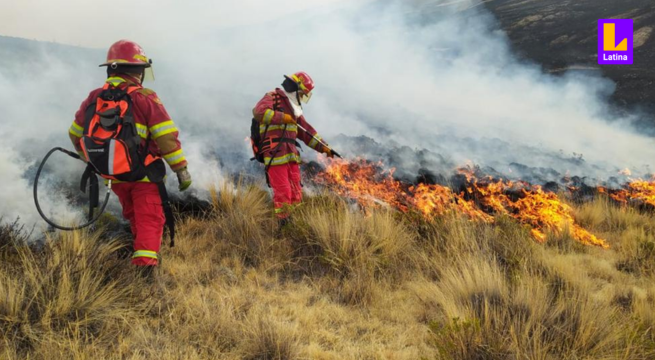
[598,19,633,65]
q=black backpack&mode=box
[250,119,270,163]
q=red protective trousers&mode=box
[112,182,164,266]
[267,163,302,219]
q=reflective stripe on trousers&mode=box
[112,182,164,266]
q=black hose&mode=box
[33,147,112,231]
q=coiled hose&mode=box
[33,147,112,231]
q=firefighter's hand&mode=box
[176,167,192,191]
[323,148,335,158]
[282,114,296,124]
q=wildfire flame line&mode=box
[313,158,609,249]
[599,179,655,208]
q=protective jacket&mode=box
[252,88,327,166]
[69,75,188,178]
[68,75,186,266]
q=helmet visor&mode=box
[300,91,312,104]
[144,66,155,82]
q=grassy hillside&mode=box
[484,0,655,113]
[1,182,654,359]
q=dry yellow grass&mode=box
[0,185,654,359]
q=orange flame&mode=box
[314,158,490,220]
[411,183,493,221]
[606,179,655,207]
[315,158,409,212]
[314,159,608,248]
[460,170,607,247]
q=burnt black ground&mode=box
[484,0,655,114]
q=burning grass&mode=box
[600,177,655,208]
[0,181,654,359]
[314,158,609,248]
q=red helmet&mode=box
[285,71,315,104]
[287,71,314,94]
[99,40,152,68]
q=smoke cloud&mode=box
[0,0,653,230]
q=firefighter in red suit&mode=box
[253,72,334,225]
[69,40,191,270]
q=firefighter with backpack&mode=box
[68,40,191,272]
[252,72,338,226]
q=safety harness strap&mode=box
[264,94,284,188]
[265,124,287,187]
[88,171,99,221]
[271,137,300,145]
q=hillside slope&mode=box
[0,36,101,72]
[1,184,654,359]
[484,0,655,111]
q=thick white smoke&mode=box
[0,0,653,231]
[0,149,42,224]
[153,0,654,177]
[0,46,98,229]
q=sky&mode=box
[0,0,356,47]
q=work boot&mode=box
[276,217,291,236]
[278,218,290,229]
[135,265,166,298]
[135,265,157,280]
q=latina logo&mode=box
[598,19,633,65]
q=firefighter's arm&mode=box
[152,121,192,191]
[252,92,295,125]
[153,127,188,171]
[68,128,82,154]
[138,90,191,190]
[152,129,191,191]
[297,116,330,154]
[68,91,96,158]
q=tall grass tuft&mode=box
[0,187,654,358]
[290,195,414,305]
[0,230,143,357]
[241,314,300,360]
[209,181,285,268]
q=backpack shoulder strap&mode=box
[272,92,280,111]
[260,123,271,148]
[127,86,142,95]
[83,101,97,132]
[259,92,280,150]
[259,91,280,140]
